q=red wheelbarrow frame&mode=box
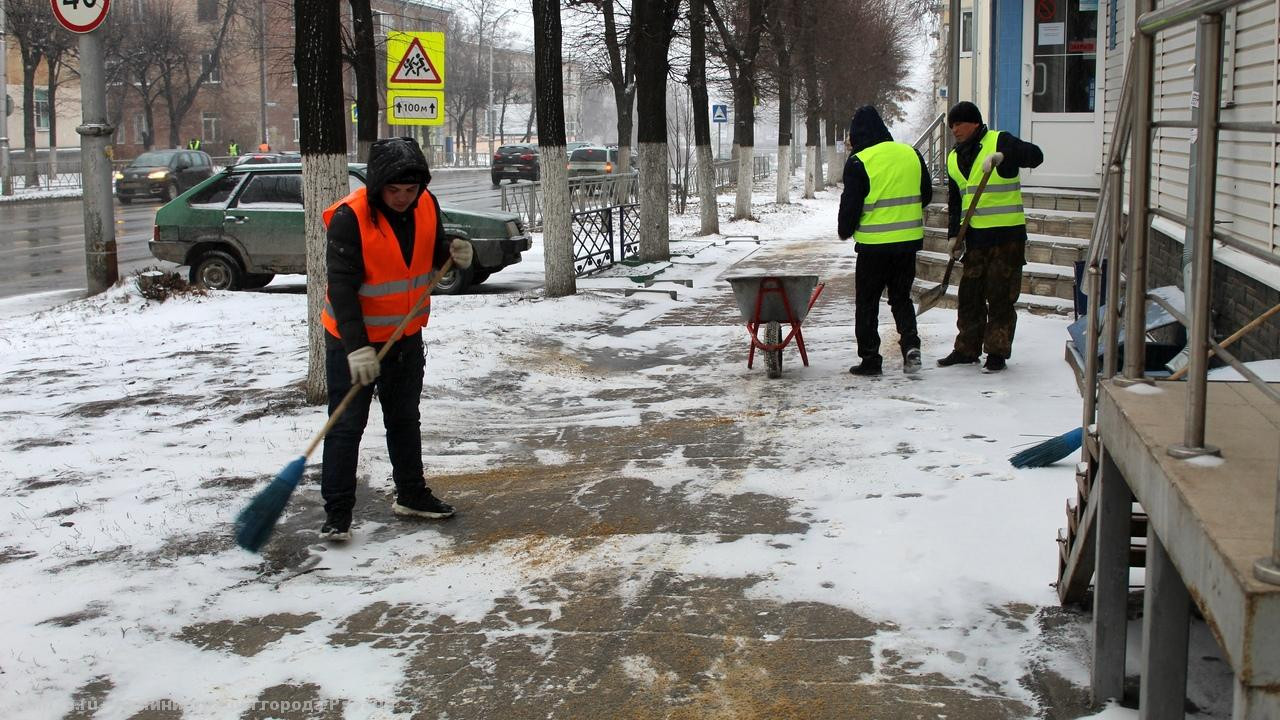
[744,277,826,369]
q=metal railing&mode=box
[912,113,949,184]
[1077,0,1280,584]
[573,203,639,276]
[501,172,639,231]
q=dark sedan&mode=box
[114,149,216,204]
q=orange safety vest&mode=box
[320,188,438,342]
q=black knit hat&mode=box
[947,101,983,127]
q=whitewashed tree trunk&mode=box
[637,141,669,260]
[357,139,374,164]
[734,149,752,219]
[826,141,839,187]
[775,144,789,204]
[804,145,817,199]
[813,127,824,189]
[696,143,718,235]
[303,153,349,404]
[540,145,575,297]
[617,145,631,176]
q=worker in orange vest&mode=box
[258,142,271,152]
[317,136,473,541]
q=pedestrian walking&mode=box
[188,137,201,150]
[227,139,240,157]
[838,105,932,376]
[318,136,474,541]
[936,101,1044,373]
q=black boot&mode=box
[982,355,1007,373]
[936,350,979,367]
[320,510,352,541]
[903,348,922,374]
[849,357,883,376]
[393,486,455,519]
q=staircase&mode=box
[913,186,1101,315]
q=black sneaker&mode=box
[937,351,979,367]
[983,355,1007,373]
[320,511,352,541]
[903,349,922,374]
[393,489,455,519]
[849,358,883,376]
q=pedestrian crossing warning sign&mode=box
[387,32,446,89]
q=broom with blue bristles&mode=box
[1009,427,1084,468]
[235,259,455,552]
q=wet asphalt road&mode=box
[0,168,517,302]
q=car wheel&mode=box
[117,195,132,205]
[190,250,244,291]
[241,272,276,290]
[160,180,179,202]
[470,270,491,285]
[491,174,500,188]
[432,264,472,296]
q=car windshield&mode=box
[571,148,607,162]
[131,152,175,167]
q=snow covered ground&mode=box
[0,177,1231,718]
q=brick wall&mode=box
[1150,230,1280,364]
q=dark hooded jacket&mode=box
[837,106,931,253]
[946,124,1044,249]
[326,137,451,352]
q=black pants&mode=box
[854,250,920,361]
[954,239,1025,359]
[321,333,428,515]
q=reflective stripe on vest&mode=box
[947,130,1025,230]
[853,141,925,245]
[319,187,438,342]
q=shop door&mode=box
[1021,0,1103,188]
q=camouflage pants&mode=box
[953,239,1025,359]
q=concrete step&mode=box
[924,204,1097,240]
[910,278,1075,316]
[923,227,1089,267]
[915,250,1078,301]
[930,185,1100,213]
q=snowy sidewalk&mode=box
[0,187,1147,719]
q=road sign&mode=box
[50,0,111,33]
[712,104,728,123]
[387,91,445,126]
[387,32,446,89]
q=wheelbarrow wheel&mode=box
[764,321,783,379]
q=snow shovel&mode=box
[916,164,996,317]
[235,258,455,553]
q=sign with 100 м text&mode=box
[386,31,446,126]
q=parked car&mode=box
[114,149,215,204]
[567,146,620,178]
[490,144,539,185]
[148,163,532,295]
[234,152,294,165]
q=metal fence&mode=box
[912,113,948,185]
[573,203,640,276]
[501,173,639,231]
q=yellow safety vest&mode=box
[947,130,1024,229]
[853,141,925,245]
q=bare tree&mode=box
[156,0,241,149]
[347,0,378,162]
[5,0,51,185]
[566,0,636,170]
[532,0,574,297]
[295,0,349,404]
[797,0,821,198]
[708,0,766,220]
[632,0,680,262]
[687,0,718,235]
[765,0,797,204]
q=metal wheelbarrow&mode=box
[725,274,826,378]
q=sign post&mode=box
[52,0,116,294]
[711,104,728,160]
[386,31,446,127]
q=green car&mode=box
[149,163,531,294]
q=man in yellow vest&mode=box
[838,105,932,376]
[937,101,1043,373]
[319,136,474,541]
[188,137,201,150]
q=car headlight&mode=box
[113,172,124,180]
[147,170,169,180]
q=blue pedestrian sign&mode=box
[711,104,729,123]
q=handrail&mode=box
[912,113,948,184]
[1137,0,1251,34]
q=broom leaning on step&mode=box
[234,260,455,553]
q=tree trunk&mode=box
[601,0,634,176]
[813,120,824,188]
[825,112,839,187]
[634,0,676,261]
[687,0,718,235]
[47,60,59,180]
[295,0,350,405]
[521,102,536,143]
[533,0,574,297]
[22,63,39,187]
[732,79,754,220]
[349,0,379,163]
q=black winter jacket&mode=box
[947,125,1044,249]
[837,108,931,254]
[326,138,451,353]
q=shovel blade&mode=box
[916,283,949,316]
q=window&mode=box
[189,174,243,206]
[960,10,974,55]
[133,115,150,144]
[1032,0,1098,114]
[197,0,217,22]
[293,114,300,142]
[201,53,221,84]
[34,89,50,131]
[234,173,304,207]
[348,173,365,192]
[202,112,220,142]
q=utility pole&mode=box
[77,29,118,294]
[258,2,268,148]
[0,1,12,196]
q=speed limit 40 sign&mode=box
[50,0,111,33]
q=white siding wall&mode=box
[1101,0,1129,167]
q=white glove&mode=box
[981,152,1005,174]
[949,236,966,261]
[449,238,473,269]
[347,346,380,386]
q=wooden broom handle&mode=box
[1167,301,1280,381]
